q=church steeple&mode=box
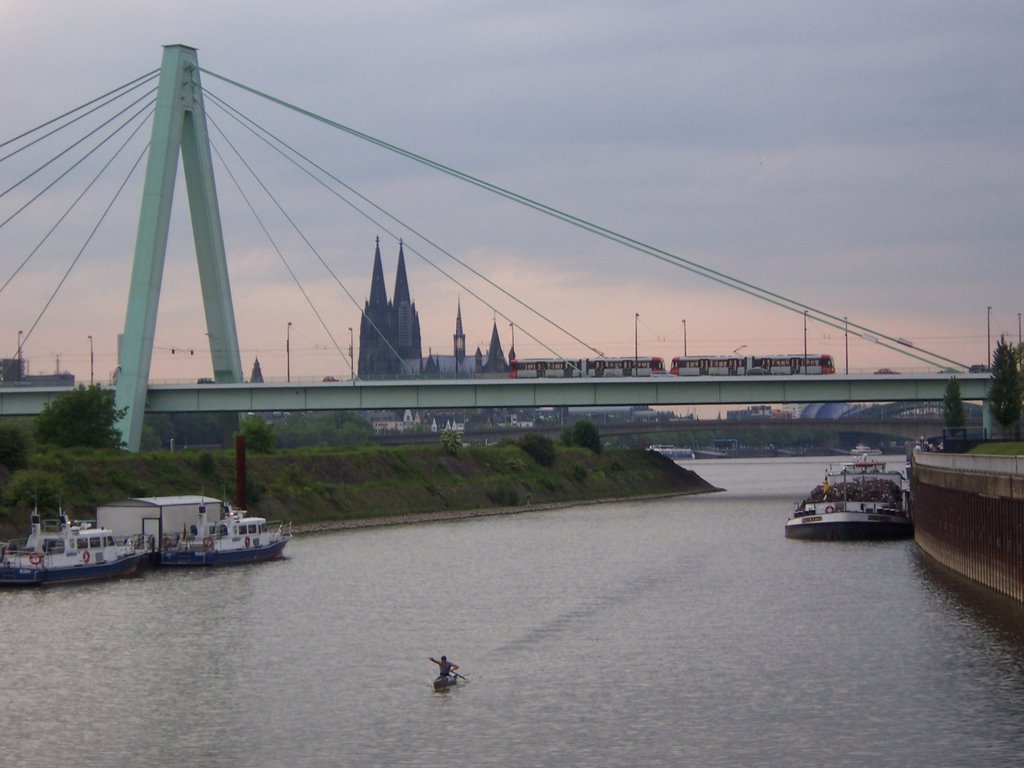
[393,239,411,306]
[453,298,466,364]
[368,236,388,308]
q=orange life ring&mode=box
[29,552,44,566]
[825,505,835,513]
[82,550,91,564]
[244,536,251,548]
[203,536,214,551]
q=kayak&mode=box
[433,674,458,690]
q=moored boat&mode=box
[785,458,912,541]
[0,509,146,586]
[158,500,291,566]
[648,444,696,461]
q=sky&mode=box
[2,0,1023,385]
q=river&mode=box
[2,456,1024,767]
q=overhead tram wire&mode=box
[0,70,159,161]
[205,132,358,373]
[16,141,149,354]
[0,108,155,300]
[202,88,596,364]
[202,68,967,372]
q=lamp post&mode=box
[348,326,354,381]
[803,310,808,374]
[987,306,991,366]
[287,321,292,383]
[1018,312,1021,345]
[634,313,639,374]
[17,330,23,383]
[844,316,849,375]
[88,335,94,385]
[682,319,687,357]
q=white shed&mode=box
[96,496,222,544]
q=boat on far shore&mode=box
[850,443,882,456]
[785,457,912,541]
[648,444,696,461]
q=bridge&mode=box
[0,45,995,451]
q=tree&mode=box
[440,427,462,455]
[519,433,556,467]
[238,414,276,453]
[0,420,30,470]
[943,377,965,428]
[988,336,1022,438]
[35,385,126,449]
[572,418,602,454]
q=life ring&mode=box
[82,550,91,564]
[825,505,835,513]
[203,536,214,551]
[29,552,44,566]
[244,536,251,549]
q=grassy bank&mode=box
[0,444,720,538]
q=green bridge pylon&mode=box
[114,45,242,452]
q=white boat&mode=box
[1,509,146,586]
[785,458,913,541]
[158,500,291,566]
[648,444,696,460]
[850,443,882,456]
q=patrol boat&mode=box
[158,500,291,566]
[1,509,146,586]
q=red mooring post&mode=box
[235,434,247,510]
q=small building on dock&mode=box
[96,496,221,545]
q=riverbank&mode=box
[1,443,720,538]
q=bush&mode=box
[440,428,462,455]
[0,421,30,471]
[518,433,556,467]
[572,419,602,454]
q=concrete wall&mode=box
[912,453,1024,603]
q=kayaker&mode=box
[430,655,459,677]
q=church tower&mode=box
[453,299,466,365]
[392,240,422,372]
[358,237,396,377]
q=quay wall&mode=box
[912,453,1024,603]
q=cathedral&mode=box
[357,239,509,379]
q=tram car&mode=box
[669,353,836,376]
[509,356,666,378]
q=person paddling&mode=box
[430,655,459,678]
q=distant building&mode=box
[0,357,74,387]
[250,357,264,383]
[358,240,508,379]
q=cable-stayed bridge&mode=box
[0,46,991,451]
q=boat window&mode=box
[105,536,115,546]
[89,537,102,548]
[77,539,88,550]
[260,524,267,533]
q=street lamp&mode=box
[844,316,849,375]
[803,311,808,374]
[287,321,292,383]
[17,330,23,383]
[348,326,354,381]
[682,319,687,357]
[634,313,639,373]
[1018,312,1021,345]
[88,335,94,385]
[987,306,992,366]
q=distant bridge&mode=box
[0,372,991,420]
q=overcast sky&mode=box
[2,0,1023,384]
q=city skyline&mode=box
[2,2,1023,384]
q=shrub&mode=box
[0,421,30,471]
[440,428,462,455]
[518,433,556,467]
[572,419,602,454]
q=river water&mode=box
[3,456,1024,767]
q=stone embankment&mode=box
[912,453,1024,602]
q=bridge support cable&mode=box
[204,124,355,374]
[202,67,967,373]
[0,70,158,158]
[115,45,243,452]
[0,106,155,302]
[202,89,594,364]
